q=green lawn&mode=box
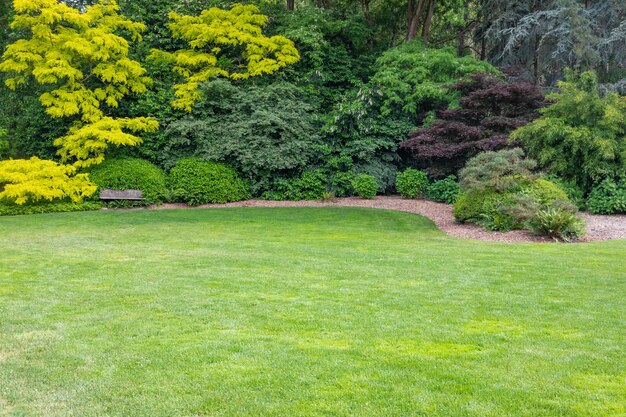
[0,208,624,417]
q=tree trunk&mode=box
[421,0,436,41]
[457,1,469,55]
[533,35,540,84]
[406,0,427,41]
[362,0,373,26]
[286,0,294,11]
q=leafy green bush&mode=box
[427,176,460,204]
[528,208,586,242]
[455,177,577,232]
[370,41,498,119]
[320,191,337,202]
[453,189,519,231]
[586,178,626,214]
[168,158,249,205]
[522,178,569,206]
[329,171,355,197]
[453,191,491,223]
[262,170,327,201]
[0,201,102,216]
[352,174,378,199]
[88,158,167,205]
[396,169,428,198]
[545,175,586,210]
[353,161,398,194]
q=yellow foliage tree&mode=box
[0,157,97,205]
[151,4,300,112]
[0,0,158,168]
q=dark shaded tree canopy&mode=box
[400,72,546,177]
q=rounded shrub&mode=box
[168,158,249,205]
[352,174,378,199]
[427,175,460,204]
[522,178,569,206]
[396,168,429,198]
[453,189,517,231]
[89,158,167,205]
[586,178,626,214]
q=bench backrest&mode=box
[100,189,144,200]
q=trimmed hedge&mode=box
[168,158,249,205]
[89,158,167,205]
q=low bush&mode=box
[586,178,626,214]
[453,191,490,223]
[352,174,378,199]
[168,158,249,205]
[521,178,569,206]
[329,171,355,197]
[427,176,460,204]
[88,158,167,206]
[353,162,397,194]
[528,208,586,242]
[454,178,576,232]
[320,191,337,202]
[0,201,102,216]
[262,170,327,201]
[396,169,428,199]
[453,189,519,231]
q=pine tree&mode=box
[475,0,626,85]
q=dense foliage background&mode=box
[0,0,624,224]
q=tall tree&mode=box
[400,73,546,176]
[475,0,626,85]
[0,0,158,168]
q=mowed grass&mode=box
[0,207,625,417]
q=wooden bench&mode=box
[99,189,144,201]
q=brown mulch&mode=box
[150,196,626,243]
